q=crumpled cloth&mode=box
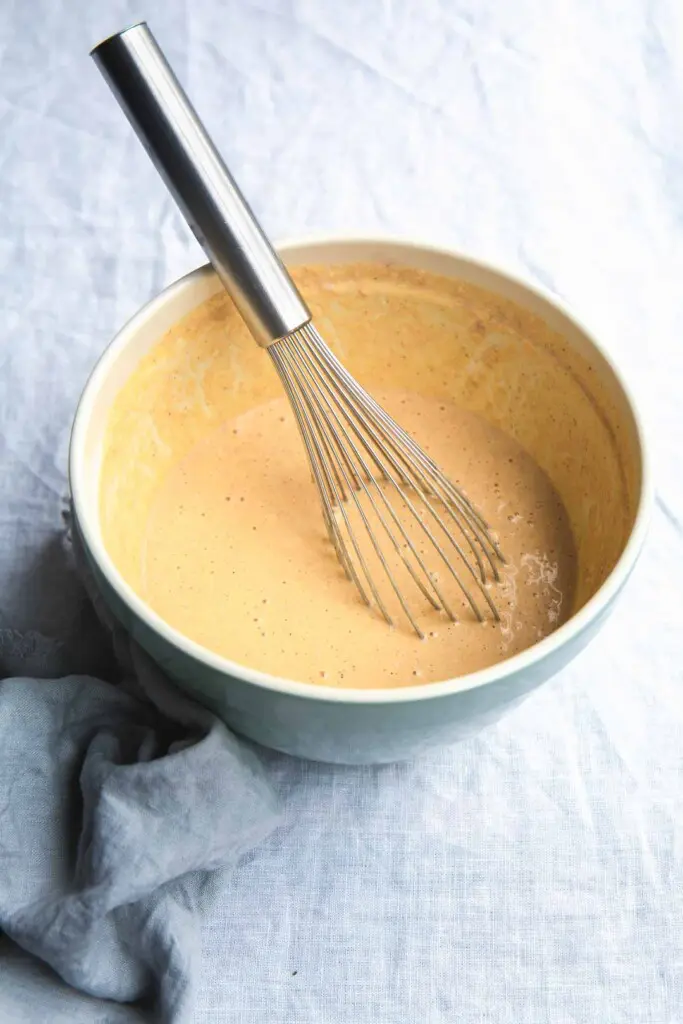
[0,517,281,1023]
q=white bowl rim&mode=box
[69,233,653,705]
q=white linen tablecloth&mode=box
[1,1,681,1020]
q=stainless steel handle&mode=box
[91,22,310,347]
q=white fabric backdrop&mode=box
[1,0,682,1020]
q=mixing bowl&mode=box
[70,238,651,764]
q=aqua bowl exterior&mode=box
[69,238,652,764]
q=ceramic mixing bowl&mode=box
[70,238,651,763]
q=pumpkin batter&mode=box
[98,261,606,690]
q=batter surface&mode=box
[141,390,576,687]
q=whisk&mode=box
[92,22,504,637]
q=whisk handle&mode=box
[91,22,311,347]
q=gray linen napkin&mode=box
[0,515,282,1022]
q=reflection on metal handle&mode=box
[91,22,310,347]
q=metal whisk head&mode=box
[270,324,505,637]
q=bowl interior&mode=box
[74,239,644,689]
